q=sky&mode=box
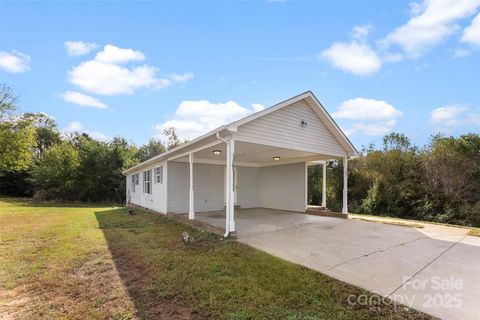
[1,0,479,149]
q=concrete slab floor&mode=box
[195,208,480,320]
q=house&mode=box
[123,91,358,236]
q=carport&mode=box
[124,91,358,237]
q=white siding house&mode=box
[124,91,358,236]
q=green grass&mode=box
[468,228,480,237]
[0,197,429,319]
[350,215,425,229]
[350,213,480,234]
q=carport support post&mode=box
[322,162,327,208]
[228,139,236,232]
[189,153,194,220]
[342,157,348,214]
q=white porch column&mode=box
[228,139,236,232]
[224,141,231,235]
[342,157,348,214]
[304,163,308,211]
[322,162,327,208]
[189,153,194,220]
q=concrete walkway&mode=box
[195,208,480,320]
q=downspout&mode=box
[216,132,230,237]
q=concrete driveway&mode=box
[196,208,480,320]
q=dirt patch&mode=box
[0,286,30,320]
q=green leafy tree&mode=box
[31,142,80,200]
[0,84,37,174]
[21,112,61,157]
[136,139,165,162]
[0,83,17,120]
[358,133,423,218]
[0,119,36,173]
[421,133,480,225]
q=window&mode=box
[155,166,163,184]
[131,173,139,192]
[143,170,152,194]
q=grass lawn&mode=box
[350,213,480,235]
[0,198,430,320]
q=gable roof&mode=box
[228,91,357,156]
[123,91,358,175]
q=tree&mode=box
[108,137,140,202]
[383,132,412,152]
[136,139,165,162]
[31,142,79,200]
[356,132,423,217]
[21,112,61,157]
[163,127,183,150]
[0,84,37,173]
[0,119,36,173]
[0,83,17,120]
[421,134,480,225]
[74,136,112,202]
[72,135,139,202]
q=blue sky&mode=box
[1,0,479,149]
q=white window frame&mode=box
[131,174,136,192]
[155,166,163,184]
[143,170,152,194]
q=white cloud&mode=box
[383,52,404,63]
[64,121,109,141]
[69,60,167,95]
[333,98,403,121]
[461,12,480,46]
[334,98,402,136]
[344,120,398,137]
[61,91,107,109]
[429,105,480,129]
[382,0,480,58]
[351,24,373,40]
[95,44,145,64]
[320,41,382,76]
[66,121,84,132]
[64,41,97,56]
[453,48,471,58]
[154,100,263,140]
[251,103,266,112]
[0,50,31,73]
[169,72,194,83]
[68,44,192,96]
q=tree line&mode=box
[308,132,480,227]
[0,84,181,203]
[1,84,479,227]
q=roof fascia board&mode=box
[123,125,228,175]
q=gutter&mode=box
[122,125,228,175]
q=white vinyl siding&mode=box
[127,162,167,213]
[167,162,189,213]
[236,166,260,209]
[167,162,305,213]
[236,163,306,212]
[168,162,225,213]
[259,162,306,212]
[234,100,347,157]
